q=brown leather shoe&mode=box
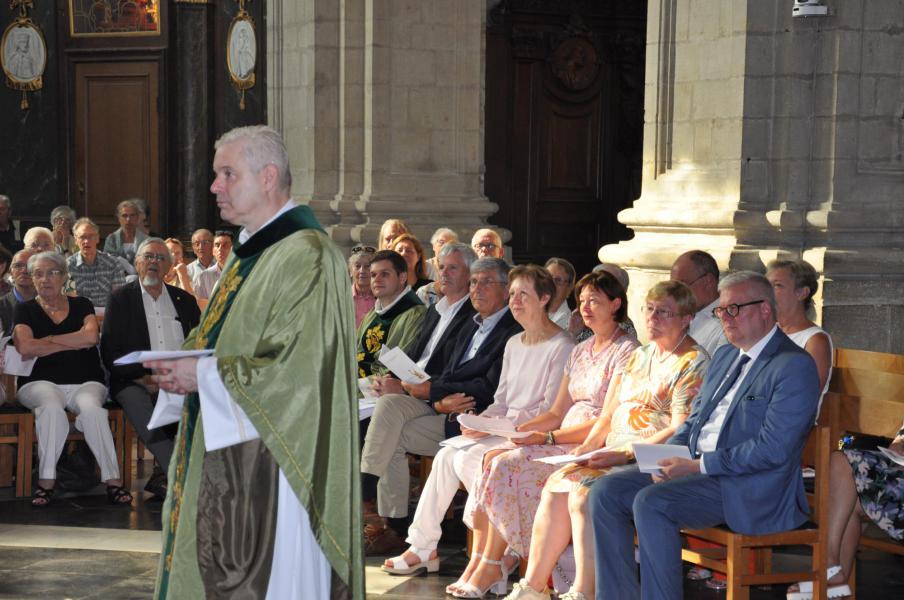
[363,500,382,528]
[364,526,406,556]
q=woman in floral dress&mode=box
[499,280,711,600]
[787,418,904,600]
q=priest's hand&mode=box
[145,358,199,395]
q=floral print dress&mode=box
[463,332,639,556]
[843,448,904,541]
[545,342,708,495]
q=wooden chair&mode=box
[680,415,834,600]
[0,401,33,497]
[829,348,904,599]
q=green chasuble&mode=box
[354,292,426,378]
[155,205,363,599]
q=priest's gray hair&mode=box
[136,237,173,263]
[215,125,292,192]
[718,270,776,316]
[470,257,510,285]
[27,251,68,277]
[438,242,477,269]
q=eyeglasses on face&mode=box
[31,269,63,279]
[473,243,498,251]
[712,299,765,319]
[140,253,169,263]
[469,277,504,288]
[11,262,28,271]
[641,304,679,320]
[351,245,376,254]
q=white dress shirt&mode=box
[697,325,779,472]
[461,306,510,364]
[140,284,184,351]
[415,294,469,369]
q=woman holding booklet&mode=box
[447,270,640,598]
[381,265,573,581]
[497,280,709,600]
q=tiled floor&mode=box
[1,463,902,599]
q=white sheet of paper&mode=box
[147,391,185,429]
[359,399,378,421]
[455,414,533,439]
[533,447,616,466]
[376,346,430,384]
[439,434,501,450]
[879,446,904,467]
[113,349,215,365]
[632,443,692,474]
[3,344,37,376]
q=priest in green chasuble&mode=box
[145,126,363,599]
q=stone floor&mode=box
[0,460,902,599]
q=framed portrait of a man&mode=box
[1,21,46,85]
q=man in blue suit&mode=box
[590,271,820,600]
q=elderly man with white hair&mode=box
[471,228,505,259]
[66,218,126,308]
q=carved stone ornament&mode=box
[550,36,598,91]
[2,0,45,110]
[227,0,256,110]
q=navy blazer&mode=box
[429,309,523,437]
[405,299,477,378]
[669,328,820,535]
[101,281,201,395]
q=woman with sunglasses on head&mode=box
[500,280,709,600]
[349,245,376,328]
[13,251,129,507]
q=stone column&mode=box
[267,0,498,250]
[600,0,904,352]
[170,0,215,237]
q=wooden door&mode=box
[73,62,160,236]
[485,2,646,276]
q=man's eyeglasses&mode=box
[641,305,679,320]
[31,269,63,279]
[351,245,376,254]
[193,239,213,247]
[11,262,27,271]
[469,278,504,289]
[712,299,765,319]
[473,243,498,251]
[140,253,169,263]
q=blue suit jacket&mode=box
[669,328,819,535]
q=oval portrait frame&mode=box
[1,20,47,86]
[226,14,256,86]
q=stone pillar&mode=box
[170,0,215,237]
[600,0,904,352]
[267,0,498,250]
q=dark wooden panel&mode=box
[73,61,160,235]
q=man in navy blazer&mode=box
[100,238,201,496]
[590,271,820,600]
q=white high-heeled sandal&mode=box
[786,565,852,600]
[381,546,439,575]
[447,552,482,595]
[452,555,518,598]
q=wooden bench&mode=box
[828,347,904,599]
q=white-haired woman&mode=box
[50,205,78,256]
[13,251,129,507]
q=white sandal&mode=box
[381,546,439,575]
[453,557,512,598]
[786,565,852,600]
[447,552,482,595]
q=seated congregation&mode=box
[349,219,904,600]
[0,193,901,600]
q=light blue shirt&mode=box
[460,306,510,365]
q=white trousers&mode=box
[18,380,120,482]
[405,437,504,551]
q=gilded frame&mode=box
[2,18,46,108]
[226,10,256,109]
[68,0,162,38]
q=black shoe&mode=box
[144,472,168,499]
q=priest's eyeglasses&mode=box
[712,299,765,319]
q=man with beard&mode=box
[101,238,201,498]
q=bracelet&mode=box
[546,430,556,445]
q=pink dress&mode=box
[464,332,639,556]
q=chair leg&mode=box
[848,560,856,600]
[15,417,27,497]
[21,414,33,496]
[725,538,750,600]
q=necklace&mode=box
[654,332,687,363]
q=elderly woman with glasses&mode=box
[13,251,129,507]
[497,281,710,600]
[104,198,149,264]
[544,258,577,331]
[349,245,376,328]
[49,206,78,256]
